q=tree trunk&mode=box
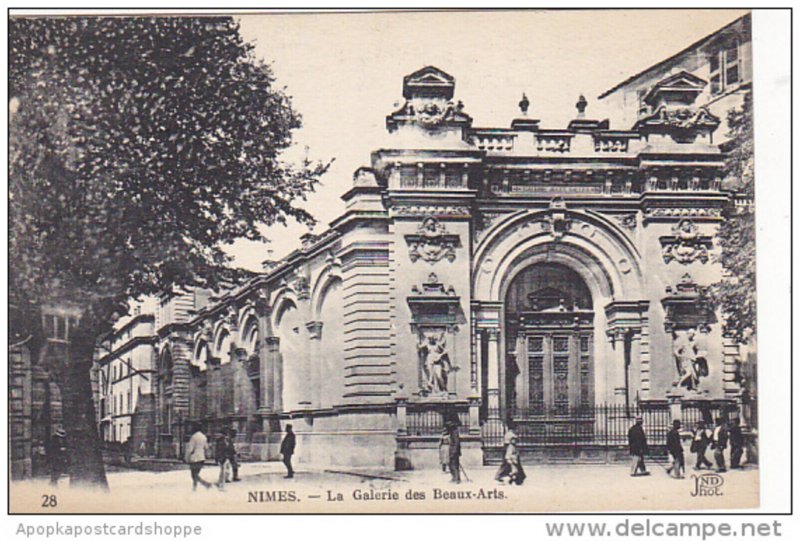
[61,316,108,490]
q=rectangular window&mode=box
[709,38,742,95]
[636,88,648,116]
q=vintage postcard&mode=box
[8,8,765,513]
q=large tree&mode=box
[711,93,756,344]
[9,16,328,488]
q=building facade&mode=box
[599,13,751,146]
[94,312,158,453]
[122,62,752,468]
[10,305,73,479]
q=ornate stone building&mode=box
[130,65,749,467]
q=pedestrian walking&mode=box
[215,431,232,490]
[447,420,461,484]
[185,423,212,491]
[44,426,67,486]
[494,422,517,482]
[438,427,450,473]
[227,428,241,481]
[711,417,728,472]
[665,420,685,479]
[691,421,713,470]
[627,416,649,477]
[729,421,744,469]
[122,437,133,464]
[498,434,526,485]
[280,424,296,478]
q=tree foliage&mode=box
[711,93,756,344]
[9,16,328,486]
[10,16,328,314]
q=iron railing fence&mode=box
[481,402,734,448]
[405,404,470,437]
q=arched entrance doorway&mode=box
[504,263,595,418]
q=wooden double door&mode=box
[513,321,594,416]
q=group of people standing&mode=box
[184,422,296,491]
[628,416,746,479]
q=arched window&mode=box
[215,330,232,364]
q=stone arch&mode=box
[192,335,209,371]
[158,345,174,383]
[316,276,345,407]
[311,265,343,320]
[473,208,647,408]
[272,295,305,411]
[239,313,259,357]
[237,304,258,338]
[270,287,303,333]
[473,208,644,303]
[212,324,232,364]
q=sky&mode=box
[227,9,749,271]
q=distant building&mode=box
[9,305,75,479]
[599,13,751,145]
[94,312,157,454]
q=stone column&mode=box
[722,336,742,398]
[607,329,627,405]
[629,332,642,402]
[256,303,272,413]
[639,321,651,399]
[306,321,323,408]
[486,328,501,417]
[265,337,282,413]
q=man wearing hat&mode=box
[691,420,713,470]
[627,416,649,476]
[280,424,296,478]
[446,419,461,483]
[665,420,685,479]
[45,426,67,486]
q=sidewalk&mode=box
[11,459,758,513]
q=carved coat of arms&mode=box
[405,217,460,264]
[660,219,712,264]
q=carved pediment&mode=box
[643,70,708,108]
[403,66,455,99]
[407,273,460,332]
[661,273,714,333]
[387,66,472,132]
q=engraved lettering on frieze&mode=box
[660,219,712,265]
[405,216,460,264]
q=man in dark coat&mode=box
[280,424,296,478]
[691,421,713,470]
[711,417,729,472]
[447,420,461,484]
[44,427,67,486]
[729,421,745,469]
[628,416,649,476]
[227,428,241,481]
[665,420,685,479]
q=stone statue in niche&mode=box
[672,327,709,392]
[418,330,452,396]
